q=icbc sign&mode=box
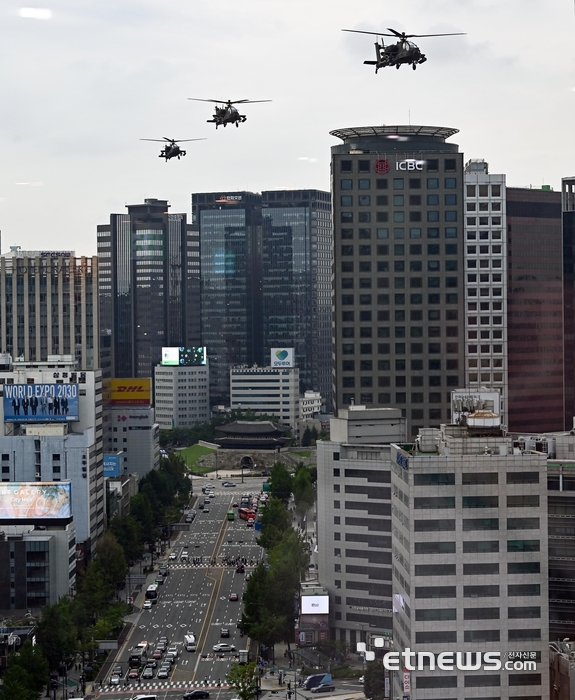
[396,159,425,171]
[375,159,390,174]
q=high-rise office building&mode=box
[463,160,508,427]
[97,198,201,379]
[192,190,332,408]
[331,126,465,437]
[261,190,332,407]
[506,186,563,432]
[562,177,575,426]
[391,425,549,700]
[0,248,99,370]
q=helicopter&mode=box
[188,98,271,129]
[342,27,466,72]
[140,137,206,161]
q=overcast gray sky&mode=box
[1,0,574,254]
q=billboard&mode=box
[109,378,151,406]
[3,384,79,422]
[301,595,329,615]
[0,482,71,519]
[271,348,294,368]
[161,346,207,366]
[103,454,122,477]
[451,390,501,425]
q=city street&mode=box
[94,475,264,699]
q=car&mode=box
[235,565,245,573]
[358,676,364,684]
[167,646,179,657]
[207,492,215,498]
[159,636,169,645]
[185,515,193,523]
[155,577,164,585]
[110,674,121,686]
[310,685,336,693]
[159,566,169,576]
[146,659,158,668]
[213,643,236,652]
[229,593,239,601]
[232,502,239,507]
[181,550,189,558]
[143,600,153,609]
[128,668,140,679]
[164,653,176,664]
[142,667,155,679]
[152,649,163,659]
[169,552,177,561]
[157,667,170,679]
[203,507,210,513]
[246,519,254,528]
[220,628,230,637]
[183,691,210,700]
[245,573,251,581]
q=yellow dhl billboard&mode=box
[109,378,151,405]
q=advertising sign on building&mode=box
[301,595,329,614]
[271,348,294,368]
[3,384,79,422]
[161,346,207,366]
[403,669,411,692]
[103,454,122,477]
[0,482,71,519]
[109,378,151,406]
[451,390,501,425]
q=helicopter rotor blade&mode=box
[342,29,398,38]
[141,139,169,143]
[188,98,228,104]
[387,27,466,38]
[171,138,208,143]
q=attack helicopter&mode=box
[342,27,466,72]
[140,137,206,161]
[188,98,271,129]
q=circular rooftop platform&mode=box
[330,125,459,141]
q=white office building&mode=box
[464,160,508,428]
[230,366,300,431]
[102,406,159,479]
[391,424,548,699]
[154,364,210,429]
[316,406,405,646]
[0,356,104,556]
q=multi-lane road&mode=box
[95,475,263,699]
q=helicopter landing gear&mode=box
[235,122,239,127]
[395,63,400,69]
[412,63,417,70]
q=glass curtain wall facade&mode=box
[331,126,465,438]
[98,199,200,379]
[261,190,332,407]
[563,177,575,427]
[194,193,263,406]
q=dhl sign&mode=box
[109,378,151,406]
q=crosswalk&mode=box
[98,680,230,693]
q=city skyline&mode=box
[1,0,574,253]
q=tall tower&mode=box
[192,190,332,409]
[562,177,575,426]
[97,198,201,379]
[331,126,465,437]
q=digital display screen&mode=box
[301,595,329,615]
[161,347,207,366]
[0,482,72,519]
[3,384,79,422]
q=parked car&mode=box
[310,685,336,693]
[213,643,236,652]
[183,691,210,700]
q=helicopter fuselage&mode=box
[208,105,247,128]
[160,145,186,161]
[367,39,427,72]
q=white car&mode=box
[169,552,177,561]
[143,600,153,609]
[109,674,121,685]
[213,643,236,652]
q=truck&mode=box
[238,649,250,664]
[184,634,196,652]
[304,673,333,691]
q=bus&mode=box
[145,583,159,602]
[227,510,235,521]
[129,647,147,668]
[238,507,255,521]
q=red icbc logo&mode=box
[374,159,390,174]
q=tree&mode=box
[292,466,315,520]
[301,426,312,447]
[74,559,114,623]
[364,661,386,700]
[269,462,293,503]
[257,497,292,551]
[97,530,127,588]
[0,665,38,700]
[310,426,319,443]
[2,641,49,697]
[109,514,144,561]
[35,599,78,671]
[226,662,259,700]
[130,492,156,544]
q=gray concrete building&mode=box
[331,126,465,438]
[391,424,549,700]
[316,406,405,646]
[154,363,209,429]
